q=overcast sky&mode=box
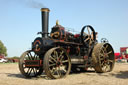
[0,0,128,57]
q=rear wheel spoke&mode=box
[101,48,105,54]
[50,56,57,63]
[59,51,64,59]
[105,64,110,72]
[104,45,108,51]
[54,51,59,59]
[107,50,112,55]
[60,55,64,61]
[100,53,104,57]
[62,60,69,64]
[58,67,61,77]
[49,63,56,67]
[51,68,56,75]
[108,60,113,63]
[49,59,54,64]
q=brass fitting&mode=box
[41,8,50,12]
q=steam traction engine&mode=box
[19,8,115,79]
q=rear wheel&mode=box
[19,50,43,78]
[92,43,115,73]
[43,47,71,79]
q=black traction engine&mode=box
[19,8,115,79]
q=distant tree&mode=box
[0,40,7,56]
[11,56,20,59]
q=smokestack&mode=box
[41,8,50,38]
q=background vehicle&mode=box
[0,58,7,63]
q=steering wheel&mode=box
[101,38,108,43]
[81,25,96,47]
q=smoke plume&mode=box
[25,0,46,8]
[1,0,46,8]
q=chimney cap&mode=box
[41,8,50,12]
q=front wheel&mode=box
[19,50,43,78]
[43,47,71,79]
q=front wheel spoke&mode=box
[35,54,38,60]
[27,68,33,75]
[33,54,37,60]
[32,68,36,75]
[27,54,32,60]
[29,52,34,60]
[29,68,33,75]
[34,68,38,75]
[26,68,30,74]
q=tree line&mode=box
[0,40,7,56]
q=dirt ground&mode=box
[0,63,128,85]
